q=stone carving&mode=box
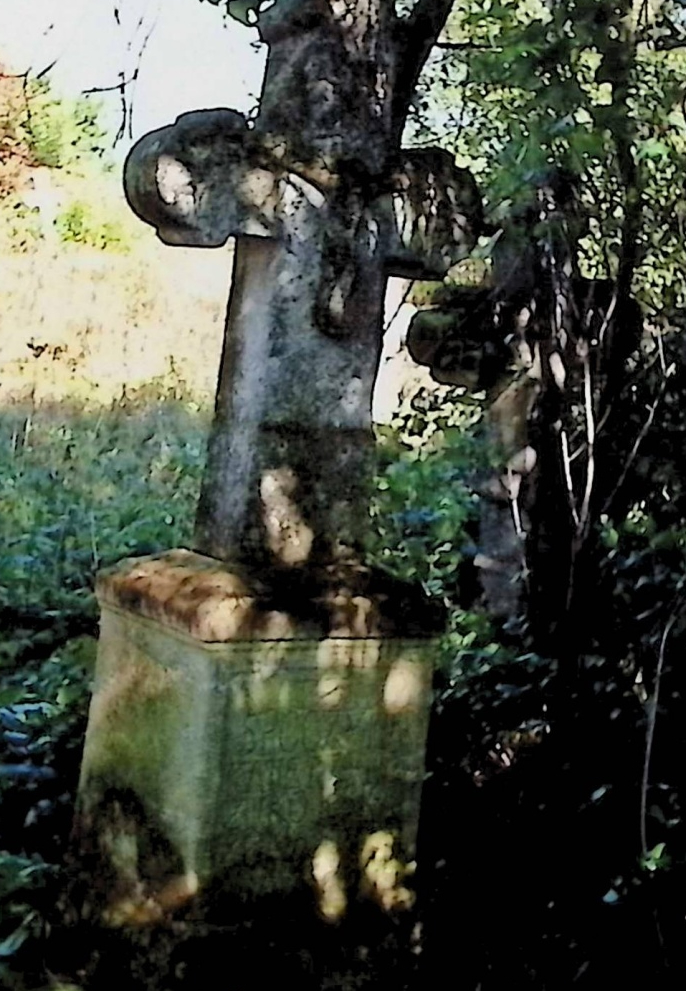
[124,4,482,579]
[408,287,538,617]
[406,169,643,621]
[76,550,438,925]
[75,1,482,937]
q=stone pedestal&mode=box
[75,550,438,928]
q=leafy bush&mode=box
[368,385,485,599]
[0,69,107,191]
[0,397,208,618]
[55,201,129,253]
[0,852,60,988]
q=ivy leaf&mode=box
[227,0,262,25]
[0,913,38,958]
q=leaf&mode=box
[640,842,670,872]
[568,128,607,162]
[0,689,25,708]
[227,0,262,25]
[637,140,670,161]
[0,913,37,958]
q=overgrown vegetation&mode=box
[403,0,686,984]
[0,395,209,981]
[3,0,686,986]
[0,64,108,197]
[0,66,230,988]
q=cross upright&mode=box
[124,0,482,585]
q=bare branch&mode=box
[641,613,677,858]
[560,430,580,528]
[650,36,686,51]
[124,5,160,140]
[453,48,472,147]
[576,345,595,538]
[596,288,618,350]
[636,0,651,32]
[434,41,501,52]
[102,1,160,145]
[601,392,662,516]
[34,60,58,81]
[82,75,137,96]
[113,72,131,145]
[383,281,412,334]
[1,59,59,83]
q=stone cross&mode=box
[124,8,481,584]
[76,6,486,937]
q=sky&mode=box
[0,0,267,156]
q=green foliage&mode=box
[14,85,107,175]
[0,70,108,195]
[0,201,43,253]
[0,64,115,257]
[0,637,95,985]
[0,854,57,975]
[405,14,686,967]
[441,608,521,684]
[640,841,671,873]
[413,0,686,313]
[55,201,129,252]
[0,398,207,617]
[0,636,95,734]
[368,386,484,599]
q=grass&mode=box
[0,393,209,621]
[0,389,211,988]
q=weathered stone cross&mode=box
[75,6,485,932]
[125,20,480,582]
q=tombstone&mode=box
[405,169,643,628]
[407,289,536,618]
[74,3,482,936]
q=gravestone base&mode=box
[74,549,439,932]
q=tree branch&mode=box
[391,0,455,138]
[82,75,137,96]
[641,612,677,858]
[646,35,686,51]
[406,0,455,39]
[434,41,500,52]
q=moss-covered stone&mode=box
[75,553,438,927]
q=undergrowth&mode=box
[1,374,685,987]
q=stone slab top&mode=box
[95,549,444,644]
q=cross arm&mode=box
[124,109,287,248]
[380,148,483,279]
